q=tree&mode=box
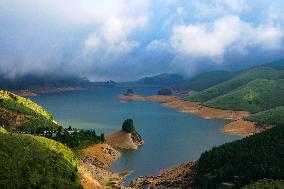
[100,133,105,143]
[122,119,136,133]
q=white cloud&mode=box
[193,0,248,18]
[84,34,100,50]
[170,15,283,61]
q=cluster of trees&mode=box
[47,126,105,149]
[195,124,284,189]
[122,119,136,133]
[18,117,59,133]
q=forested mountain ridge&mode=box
[188,67,284,103]
[203,79,284,113]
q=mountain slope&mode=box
[0,132,81,188]
[245,106,284,125]
[203,79,284,113]
[258,58,284,70]
[196,124,284,189]
[188,67,284,102]
[175,70,234,91]
[0,90,58,131]
[122,73,185,87]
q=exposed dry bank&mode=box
[79,143,131,189]
[117,94,261,137]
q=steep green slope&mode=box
[0,132,81,188]
[196,124,284,189]
[0,90,53,120]
[245,106,284,125]
[175,70,234,91]
[0,90,58,131]
[188,67,283,102]
[203,79,284,113]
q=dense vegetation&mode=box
[245,106,284,125]
[122,119,136,133]
[0,90,58,133]
[0,90,53,120]
[17,117,59,133]
[176,70,234,91]
[188,67,283,103]
[0,132,81,188]
[242,179,284,189]
[195,124,284,189]
[50,127,104,149]
[203,79,284,113]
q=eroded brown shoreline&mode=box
[79,143,130,189]
[118,94,259,137]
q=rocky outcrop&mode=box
[79,144,131,189]
[106,131,144,150]
[130,161,197,189]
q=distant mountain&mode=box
[122,73,185,87]
[204,79,284,113]
[160,58,284,93]
[257,58,284,70]
[174,70,234,91]
[188,67,284,103]
[0,74,91,90]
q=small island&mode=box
[106,119,144,150]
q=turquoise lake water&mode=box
[31,86,240,183]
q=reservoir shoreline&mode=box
[117,94,263,137]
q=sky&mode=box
[0,0,284,81]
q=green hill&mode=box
[196,124,284,189]
[122,73,185,87]
[188,67,283,102]
[0,90,58,131]
[175,70,234,91]
[203,79,284,113]
[137,73,184,86]
[0,132,81,188]
[245,106,284,125]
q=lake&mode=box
[31,86,240,183]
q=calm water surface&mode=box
[31,86,240,183]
